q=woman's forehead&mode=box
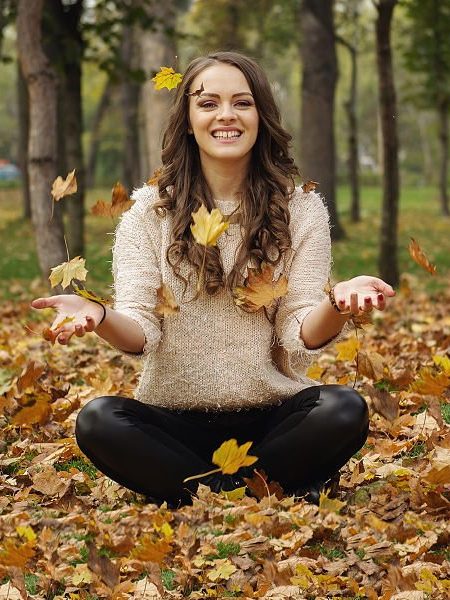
[189,64,251,96]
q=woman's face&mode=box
[188,63,259,166]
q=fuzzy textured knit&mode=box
[110,184,352,411]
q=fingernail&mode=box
[378,293,384,301]
[339,299,345,305]
[364,297,371,303]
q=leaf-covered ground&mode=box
[0,281,449,600]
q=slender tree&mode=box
[374,0,400,287]
[17,0,67,282]
[299,0,344,240]
[402,0,450,216]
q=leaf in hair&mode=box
[186,82,205,97]
[233,263,288,313]
[152,66,183,91]
[302,180,319,193]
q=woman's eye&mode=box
[235,101,251,107]
[200,102,216,109]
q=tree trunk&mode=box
[17,0,67,283]
[86,78,115,189]
[59,0,85,257]
[438,99,449,216]
[121,24,142,192]
[17,62,31,219]
[140,0,176,177]
[299,0,344,240]
[375,0,400,287]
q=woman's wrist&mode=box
[88,299,107,328]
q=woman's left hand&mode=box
[333,276,395,315]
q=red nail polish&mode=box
[364,297,371,303]
[339,299,345,305]
[378,293,384,301]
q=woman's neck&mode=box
[200,154,249,202]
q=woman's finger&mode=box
[31,297,58,309]
[84,315,96,332]
[363,296,373,312]
[74,324,85,337]
[375,292,386,311]
[350,292,359,314]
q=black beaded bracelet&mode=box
[328,285,342,313]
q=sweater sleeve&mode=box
[274,189,353,371]
[111,187,162,358]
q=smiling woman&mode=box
[32,51,394,509]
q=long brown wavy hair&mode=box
[154,51,299,298]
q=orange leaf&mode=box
[131,535,171,564]
[301,180,319,193]
[155,284,179,317]
[17,360,45,393]
[233,263,288,313]
[91,182,133,217]
[11,392,52,426]
[0,539,35,568]
[51,169,77,201]
[147,166,163,185]
[408,238,436,275]
[409,368,450,396]
[243,468,284,500]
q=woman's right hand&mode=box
[30,295,106,345]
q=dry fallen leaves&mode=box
[154,284,179,317]
[233,263,288,313]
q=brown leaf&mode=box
[91,182,133,217]
[408,238,436,275]
[11,392,52,426]
[233,263,288,313]
[130,535,171,565]
[363,384,399,421]
[155,284,179,317]
[358,351,386,381]
[51,169,77,201]
[16,360,45,393]
[243,468,284,500]
[87,540,120,588]
[301,180,319,193]
[30,464,71,497]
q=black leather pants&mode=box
[75,384,369,506]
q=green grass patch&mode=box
[55,457,99,480]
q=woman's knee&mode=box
[319,385,369,433]
[75,396,113,444]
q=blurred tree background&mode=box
[0,0,449,290]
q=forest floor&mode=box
[0,278,449,599]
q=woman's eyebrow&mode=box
[197,92,254,99]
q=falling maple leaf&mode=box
[155,284,179,317]
[186,82,205,97]
[72,282,111,306]
[243,468,284,500]
[147,166,163,186]
[51,169,77,202]
[91,182,133,218]
[408,238,436,275]
[152,66,183,90]
[335,336,360,362]
[301,180,319,193]
[49,256,88,289]
[212,439,258,475]
[190,203,229,246]
[233,263,288,313]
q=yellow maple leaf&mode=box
[221,486,247,501]
[212,439,258,475]
[233,263,288,313]
[91,182,133,217]
[51,169,77,201]
[155,284,179,317]
[152,66,183,90]
[207,559,237,582]
[335,336,360,362]
[16,525,36,542]
[72,282,111,306]
[190,203,229,246]
[433,355,450,375]
[409,367,450,396]
[306,363,325,380]
[49,256,88,289]
[319,491,346,514]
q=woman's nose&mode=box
[217,103,236,120]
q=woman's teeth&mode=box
[212,131,242,138]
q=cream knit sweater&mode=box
[111,184,351,411]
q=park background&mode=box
[0,1,449,599]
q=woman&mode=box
[31,52,395,508]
